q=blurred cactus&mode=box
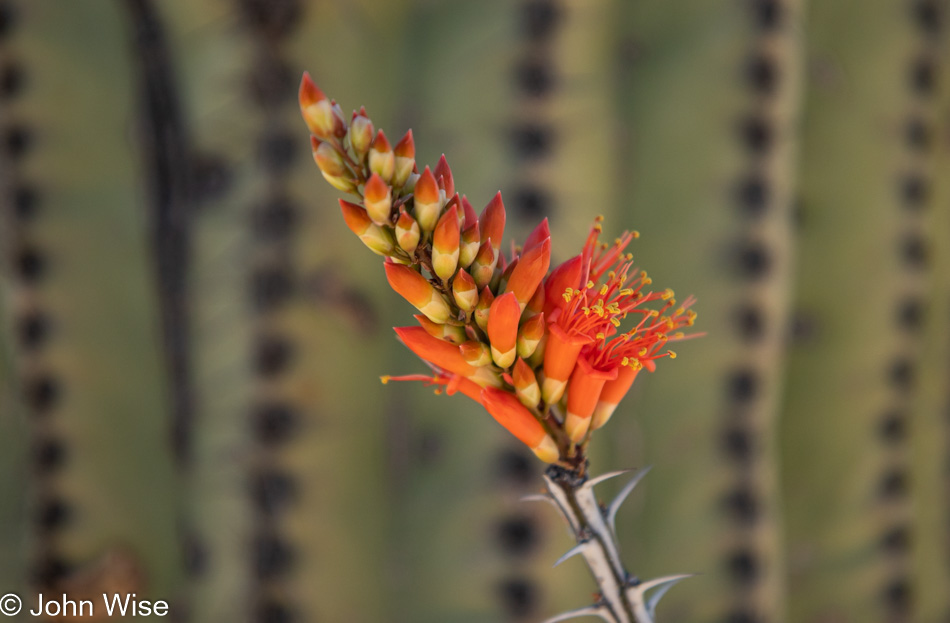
[2,1,950,623]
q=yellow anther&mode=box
[657,333,667,340]
[675,307,685,316]
[638,348,648,356]
[595,215,605,222]
[650,310,659,317]
[607,271,616,279]
[640,271,648,279]
[631,359,643,370]
[668,351,677,359]
[615,238,622,246]
[610,318,621,327]
[643,278,652,285]
[632,230,640,238]
[562,292,572,302]
[380,375,391,384]
[621,357,629,366]
[673,332,685,339]
[625,253,633,261]
[661,288,675,300]
[620,288,634,296]
[434,388,443,395]
[593,224,603,232]
[596,332,606,340]
[600,284,608,296]
[582,307,591,316]
[600,242,608,250]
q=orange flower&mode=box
[480,388,558,463]
[474,286,494,332]
[512,358,541,408]
[413,166,442,232]
[394,326,500,387]
[299,72,345,139]
[487,292,521,369]
[395,211,421,254]
[564,356,618,442]
[339,200,395,256]
[460,340,492,367]
[504,236,550,309]
[364,173,392,225]
[392,130,415,187]
[517,312,545,359]
[432,205,461,281]
[452,269,478,312]
[541,323,593,404]
[384,261,451,323]
[470,239,496,290]
[591,363,641,430]
[369,130,395,183]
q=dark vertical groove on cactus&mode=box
[236,1,303,620]
[717,1,802,620]
[0,1,71,602]
[121,0,197,466]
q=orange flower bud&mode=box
[413,166,442,232]
[525,281,545,317]
[541,324,593,404]
[474,286,494,332]
[369,130,395,182]
[432,205,461,281]
[479,192,506,254]
[452,268,478,311]
[565,357,618,443]
[415,314,466,344]
[339,199,395,255]
[480,388,559,463]
[364,173,393,225]
[393,130,416,187]
[523,218,550,252]
[592,363,641,430]
[434,154,455,197]
[504,237,550,309]
[384,262,452,324]
[461,196,478,229]
[299,73,344,139]
[513,358,541,408]
[517,312,545,359]
[487,292,521,369]
[395,326,500,387]
[460,340,492,367]
[471,239,496,289]
[459,222,481,268]
[395,211,421,254]
[349,113,374,157]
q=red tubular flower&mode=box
[393,130,415,187]
[479,192,506,256]
[564,356,619,442]
[504,237,550,309]
[384,261,451,323]
[543,255,583,317]
[432,205,461,281]
[434,154,455,197]
[364,173,392,225]
[541,323,593,404]
[487,292,521,369]
[591,362,641,430]
[369,130,395,183]
[339,199,395,256]
[513,358,541,408]
[480,388,559,463]
[394,326,500,387]
[413,166,442,232]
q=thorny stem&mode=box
[546,464,642,623]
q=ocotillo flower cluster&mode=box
[300,73,697,467]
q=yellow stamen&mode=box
[668,351,677,359]
[662,289,675,300]
[380,376,391,384]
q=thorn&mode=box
[553,541,590,567]
[584,468,638,489]
[627,573,694,619]
[606,466,652,535]
[541,604,617,623]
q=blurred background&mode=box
[0,1,948,622]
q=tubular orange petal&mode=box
[432,205,461,281]
[565,357,618,442]
[452,268,478,311]
[434,154,455,197]
[541,323,593,404]
[487,292,521,368]
[480,388,557,462]
[474,286,494,331]
[340,200,394,255]
[517,312,545,359]
[504,237,550,308]
[392,130,415,187]
[591,364,641,430]
[394,326,476,378]
[513,358,541,408]
[364,173,392,225]
[543,255,584,317]
[413,166,442,232]
[369,130,395,182]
